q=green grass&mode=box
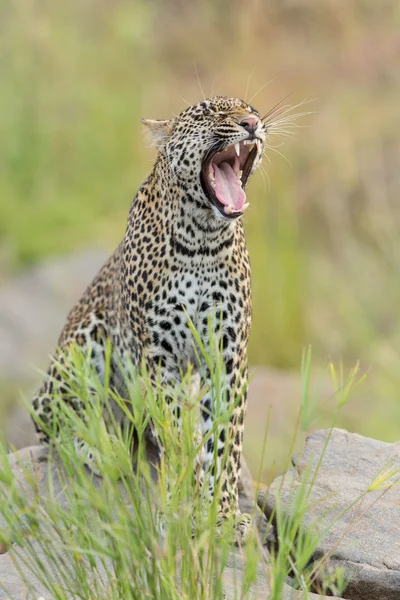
[0,342,393,599]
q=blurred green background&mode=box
[1,0,400,473]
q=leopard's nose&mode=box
[240,116,259,135]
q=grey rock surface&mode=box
[0,249,107,383]
[221,549,343,599]
[0,445,341,599]
[258,428,400,600]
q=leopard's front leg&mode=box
[199,356,251,543]
[145,361,204,536]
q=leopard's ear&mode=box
[141,119,174,147]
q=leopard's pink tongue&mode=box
[213,162,246,211]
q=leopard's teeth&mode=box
[211,180,216,190]
[225,204,246,215]
[238,169,243,178]
[255,139,262,153]
[243,139,256,146]
[234,143,240,157]
[242,202,250,212]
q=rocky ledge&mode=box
[258,428,400,600]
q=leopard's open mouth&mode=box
[201,139,261,219]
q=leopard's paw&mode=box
[216,511,252,545]
[233,512,252,545]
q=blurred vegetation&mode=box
[1,1,400,443]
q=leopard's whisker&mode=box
[258,163,270,193]
[262,97,315,124]
[260,94,293,122]
[267,131,296,140]
[266,111,314,127]
[247,77,279,104]
[244,65,256,103]
[193,62,206,101]
[263,143,292,166]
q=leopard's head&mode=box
[142,96,266,220]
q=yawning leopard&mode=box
[32,96,267,541]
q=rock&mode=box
[4,404,37,450]
[0,249,107,383]
[258,428,400,600]
[221,549,343,599]
[0,445,342,599]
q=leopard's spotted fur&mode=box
[32,96,267,541]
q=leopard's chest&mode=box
[143,264,202,363]
[143,259,238,369]
[122,201,250,370]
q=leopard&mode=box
[32,95,267,542]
